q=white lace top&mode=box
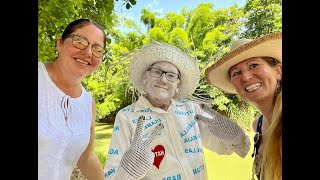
[38,62,92,180]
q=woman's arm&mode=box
[77,98,104,180]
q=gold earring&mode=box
[274,80,282,96]
[239,99,248,110]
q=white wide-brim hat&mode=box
[205,32,282,94]
[129,42,200,99]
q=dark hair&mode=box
[149,62,181,77]
[263,57,280,66]
[61,19,106,48]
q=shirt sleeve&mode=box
[194,104,234,155]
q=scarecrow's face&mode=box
[143,61,180,103]
[229,57,282,104]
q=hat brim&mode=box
[129,43,200,99]
[205,32,282,94]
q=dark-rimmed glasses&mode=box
[65,34,105,58]
[147,68,180,82]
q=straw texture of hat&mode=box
[129,42,200,99]
[205,32,282,94]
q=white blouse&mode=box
[38,62,92,180]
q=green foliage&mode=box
[187,3,244,63]
[148,27,168,42]
[38,0,138,122]
[111,1,281,129]
[116,0,136,9]
[39,1,281,127]
[187,3,216,47]
[140,8,158,29]
[168,28,191,49]
[164,12,186,30]
[154,18,171,33]
[243,0,282,38]
[119,32,145,50]
[38,0,115,63]
[202,25,228,55]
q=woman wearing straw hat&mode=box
[201,32,282,180]
[103,42,251,180]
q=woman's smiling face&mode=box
[229,57,282,104]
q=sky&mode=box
[114,0,246,32]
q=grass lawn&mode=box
[94,123,255,180]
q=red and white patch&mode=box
[152,145,165,169]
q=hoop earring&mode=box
[274,80,282,97]
[239,99,248,110]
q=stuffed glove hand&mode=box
[194,103,250,158]
[118,115,164,179]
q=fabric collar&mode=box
[133,95,178,113]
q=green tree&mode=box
[130,1,280,128]
[140,8,158,30]
[39,1,281,127]
[242,0,282,38]
[38,0,115,63]
[38,0,138,122]
[111,2,257,128]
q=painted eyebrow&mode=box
[150,67,179,74]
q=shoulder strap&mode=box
[251,115,263,158]
[256,115,263,133]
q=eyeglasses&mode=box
[65,34,105,58]
[147,68,180,82]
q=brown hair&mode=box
[61,18,106,48]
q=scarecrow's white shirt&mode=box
[104,96,235,180]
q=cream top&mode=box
[38,62,92,180]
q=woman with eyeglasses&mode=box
[103,42,251,179]
[38,19,105,180]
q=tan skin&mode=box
[77,100,104,180]
[45,24,104,180]
[229,57,282,156]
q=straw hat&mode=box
[205,32,282,94]
[129,42,200,99]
